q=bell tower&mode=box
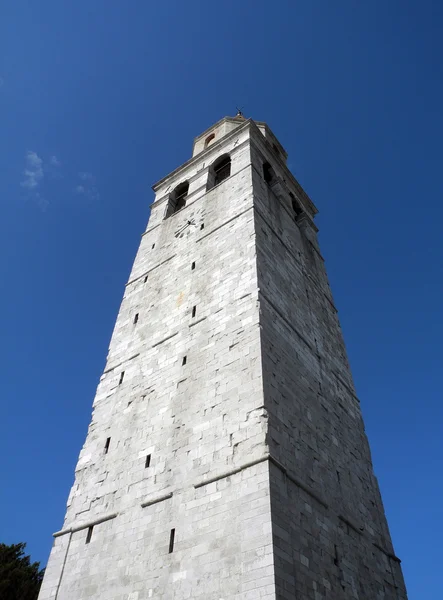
[38,116,407,599]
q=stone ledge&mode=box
[53,512,118,537]
[103,353,140,374]
[269,455,329,509]
[126,254,177,287]
[373,542,402,563]
[196,205,253,243]
[338,514,364,535]
[194,455,270,489]
[152,331,179,348]
[141,492,173,509]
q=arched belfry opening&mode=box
[204,133,216,148]
[263,161,276,186]
[207,154,231,190]
[289,192,304,221]
[165,181,189,218]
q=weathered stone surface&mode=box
[39,117,407,600]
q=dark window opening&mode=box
[191,261,195,270]
[192,306,196,318]
[86,526,93,544]
[169,528,175,553]
[200,223,204,230]
[104,437,111,454]
[289,192,303,220]
[213,155,231,186]
[207,154,231,190]
[182,355,187,365]
[263,162,276,185]
[144,275,148,283]
[152,243,155,249]
[133,313,139,324]
[119,371,125,385]
[145,454,151,468]
[166,181,189,218]
[333,544,339,566]
[204,133,215,148]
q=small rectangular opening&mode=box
[191,306,196,318]
[200,223,204,230]
[168,528,175,553]
[152,243,155,249]
[119,371,125,385]
[191,261,195,270]
[145,454,151,468]
[263,161,275,185]
[85,526,93,544]
[133,313,139,324]
[182,355,187,366]
[104,437,111,454]
[144,275,148,283]
[334,544,339,566]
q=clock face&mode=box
[174,207,205,238]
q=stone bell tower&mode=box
[38,114,408,600]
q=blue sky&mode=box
[1,1,442,596]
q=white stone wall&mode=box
[39,118,408,600]
[39,121,276,600]
[249,127,407,599]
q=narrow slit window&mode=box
[85,526,93,544]
[168,528,175,553]
[182,355,187,366]
[104,437,111,454]
[200,223,204,230]
[191,261,195,270]
[119,371,125,385]
[191,306,196,318]
[152,243,155,249]
[334,544,339,566]
[144,275,148,283]
[133,313,139,325]
[145,454,151,468]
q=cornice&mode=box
[152,119,252,192]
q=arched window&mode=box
[207,154,231,190]
[289,192,303,221]
[263,162,276,185]
[165,181,189,218]
[204,133,215,148]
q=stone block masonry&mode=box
[38,115,407,599]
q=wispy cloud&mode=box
[20,151,99,210]
[21,151,44,190]
[20,151,58,211]
[75,172,100,200]
[50,155,61,167]
[35,193,49,212]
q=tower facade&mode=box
[39,116,407,600]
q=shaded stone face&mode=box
[39,119,407,600]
